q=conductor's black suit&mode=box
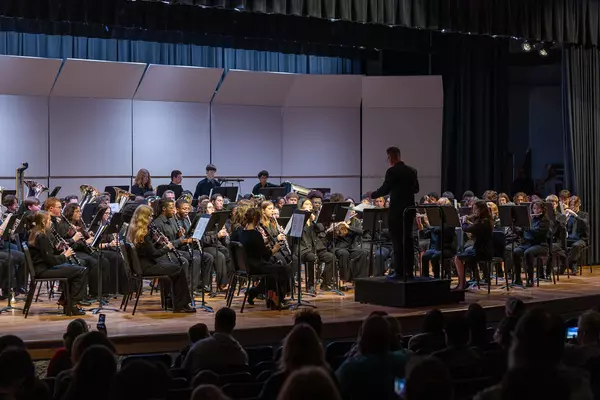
[371,161,419,278]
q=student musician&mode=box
[238,208,289,309]
[174,199,215,292]
[252,170,277,196]
[511,200,550,287]
[126,205,194,313]
[285,192,299,205]
[193,164,221,199]
[28,211,88,315]
[454,201,494,290]
[546,195,568,272]
[565,196,589,274]
[131,168,153,196]
[326,216,369,285]
[498,193,510,206]
[307,190,324,213]
[197,200,231,292]
[421,198,457,279]
[298,199,335,291]
[258,201,294,269]
[152,199,198,289]
[211,194,225,212]
[513,192,527,205]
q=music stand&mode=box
[88,213,123,314]
[424,205,460,280]
[363,208,389,277]
[209,186,239,202]
[458,207,471,217]
[544,202,555,221]
[187,215,213,313]
[316,201,350,296]
[258,187,287,201]
[82,203,98,226]
[89,208,105,234]
[499,205,531,289]
[0,215,25,313]
[280,204,296,218]
[289,210,316,310]
[48,187,61,198]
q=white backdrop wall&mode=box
[0,56,443,200]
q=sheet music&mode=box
[352,203,375,213]
[290,213,305,239]
[284,217,293,235]
[109,203,120,213]
[193,216,210,241]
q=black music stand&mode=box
[499,205,531,289]
[88,213,123,314]
[82,203,98,226]
[189,215,213,313]
[289,210,316,310]
[209,186,239,202]
[280,204,296,218]
[0,215,25,313]
[316,201,350,296]
[89,208,105,234]
[48,187,61,198]
[258,187,287,201]
[424,205,460,280]
[363,208,389,277]
[544,202,555,221]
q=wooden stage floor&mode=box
[3,271,600,360]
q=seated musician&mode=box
[384,196,390,208]
[298,199,335,291]
[46,199,102,300]
[162,190,176,201]
[211,194,225,212]
[565,196,589,274]
[92,204,130,294]
[454,201,494,290]
[274,197,285,210]
[421,198,457,279]
[498,193,510,205]
[546,195,568,274]
[360,194,371,206]
[126,205,195,313]
[131,168,153,197]
[512,200,550,287]
[461,191,475,206]
[373,196,385,208]
[174,199,215,293]
[197,199,231,292]
[307,190,324,213]
[559,189,571,211]
[285,192,299,205]
[238,208,289,309]
[0,217,26,299]
[252,170,277,196]
[257,200,294,276]
[487,202,500,228]
[483,190,498,202]
[193,164,220,199]
[28,211,88,315]
[513,192,527,205]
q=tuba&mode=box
[114,187,134,210]
[24,180,49,198]
[79,184,100,209]
[177,191,193,204]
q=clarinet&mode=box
[149,222,184,264]
[174,216,193,259]
[273,217,293,263]
[61,213,96,255]
[50,225,81,265]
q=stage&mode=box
[4,270,600,360]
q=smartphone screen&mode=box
[394,378,406,395]
[97,313,106,328]
[566,327,578,339]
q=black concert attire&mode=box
[421,226,457,279]
[371,161,420,278]
[135,234,192,311]
[175,214,215,290]
[252,181,277,196]
[53,216,109,297]
[457,218,494,281]
[566,210,589,270]
[298,221,335,289]
[94,223,129,294]
[193,178,221,199]
[257,221,294,292]
[131,183,153,197]
[200,228,230,290]
[512,214,550,284]
[29,233,88,305]
[153,214,199,288]
[549,211,568,275]
[327,224,368,282]
[238,229,289,301]
[0,242,25,296]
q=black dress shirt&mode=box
[30,233,68,270]
[193,178,221,199]
[371,161,419,219]
[252,182,277,196]
[152,215,184,249]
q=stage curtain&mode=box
[563,46,600,263]
[0,31,361,74]
[440,35,510,197]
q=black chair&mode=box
[256,369,274,382]
[218,372,254,386]
[325,341,354,363]
[227,241,280,313]
[41,377,56,394]
[245,345,274,367]
[121,353,173,369]
[253,360,276,377]
[478,230,507,294]
[21,244,72,317]
[453,376,493,400]
[166,388,191,400]
[122,242,174,315]
[222,382,263,399]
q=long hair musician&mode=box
[258,201,295,269]
[131,168,153,197]
[126,205,195,313]
[28,211,88,315]
[197,199,231,293]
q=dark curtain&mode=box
[440,35,510,198]
[563,46,600,263]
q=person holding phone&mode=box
[28,211,89,316]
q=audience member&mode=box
[191,384,229,400]
[63,345,117,400]
[505,297,525,318]
[466,303,494,349]
[432,315,483,379]
[47,319,89,377]
[408,309,446,354]
[0,335,25,353]
[277,366,341,400]
[109,360,170,400]
[260,324,331,400]
[0,347,49,400]
[336,315,408,400]
[475,308,593,400]
[348,311,403,357]
[563,310,600,368]
[174,323,211,368]
[293,309,323,338]
[494,298,525,350]
[405,356,453,400]
[500,366,570,400]
[184,308,248,375]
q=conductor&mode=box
[370,147,419,279]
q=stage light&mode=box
[539,48,549,57]
[522,41,532,52]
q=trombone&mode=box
[114,187,134,210]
